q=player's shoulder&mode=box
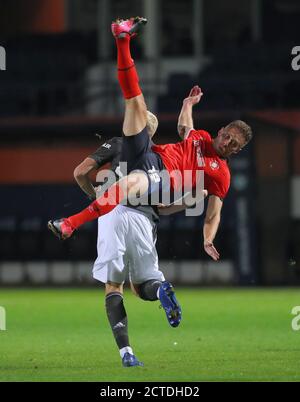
[113,136,123,144]
[99,137,123,152]
[185,129,211,142]
[104,136,123,146]
[89,136,122,164]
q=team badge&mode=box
[102,142,111,149]
[148,166,161,183]
[210,160,219,170]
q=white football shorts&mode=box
[92,205,165,285]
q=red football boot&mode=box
[47,218,75,240]
[111,17,147,39]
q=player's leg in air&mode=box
[48,17,160,240]
[132,280,182,328]
[121,206,182,329]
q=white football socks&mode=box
[120,346,133,358]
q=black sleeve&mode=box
[89,137,122,168]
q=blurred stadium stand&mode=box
[0,0,299,286]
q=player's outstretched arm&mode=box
[203,195,222,261]
[74,137,121,200]
[74,157,98,200]
[158,190,208,215]
[177,85,203,140]
[48,170,149,240]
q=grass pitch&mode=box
[0,288,299,382]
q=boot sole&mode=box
[116,17,147,38]
[47,220,64,240]
[162,284,182,327]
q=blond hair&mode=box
[146,110,158,138]
[226,120,253,145]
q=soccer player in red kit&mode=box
[48,17,252,261]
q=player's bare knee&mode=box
[125,95,147,112]
[105,282,123,295]
[117,176,130,193]
[127,173,148,198]
[127,173,147,189]
[130,282,140,298]
[123,97,148,136]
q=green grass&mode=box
[0,288,300,382]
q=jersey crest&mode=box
[102,142,112,149]
[147,166,161,183]
[210,160,220,170]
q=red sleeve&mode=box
[185,129,211,142]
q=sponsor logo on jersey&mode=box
[148,166,161,183]
[210,160,220,170]
[102,142,111,149]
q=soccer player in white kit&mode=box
[50,17,211,367]
[74,123,206,367]
[74,128,183,367]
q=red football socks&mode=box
[116,34,133,69]
[66,183,125,230]
[116,35,141,99]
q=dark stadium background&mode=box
[0,0,299,287]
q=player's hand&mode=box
[204,241,220,261]
[183,85,203,106]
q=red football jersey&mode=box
[152,129,230,199]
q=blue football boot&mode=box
[122,352,144,367]
[158,281,182,327]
